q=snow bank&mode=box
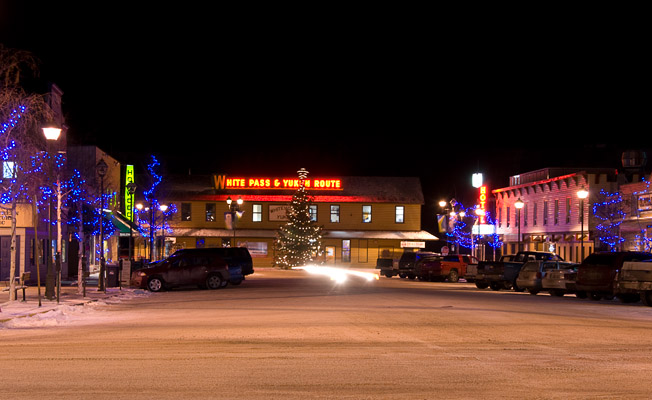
[0,288,152,329]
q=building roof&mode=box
[158,175,425,204]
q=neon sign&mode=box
[213,175,342,190]
[478,185,488,224]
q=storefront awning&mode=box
[107,210,139,235]
[169,228,438,241]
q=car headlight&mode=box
[138,272,148,277]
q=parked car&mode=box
[131,250,230,292]
[440,254,478,282]
[398,251,439,279]
[516,260,578,295]
[475,251,562,291]
[542,263,580,297]
[414,255,444,281]
[614,259,652,304]
[376,257,399,278]
[172,247,253,284]
[575,251,652,301]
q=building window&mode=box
[330,205,340,223]
[543,201,549,225]
[533,202,538,226]
[205,203,216,222]
[395,206,405,223]
[253,204,262,222]
[523,204,528,227]
[566,198,572,224]
[506,206,511,228]
[342,240,351,262]
[554,200,559,225]
[362,205,372,223]
[309,205,317,222]
[181,203,191,221]
[498,207,502,228]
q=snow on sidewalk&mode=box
[0,287,152,329]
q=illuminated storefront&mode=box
[153,174,438,268]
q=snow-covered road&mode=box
[2,269,652,399]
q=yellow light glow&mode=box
[293,265,380,282]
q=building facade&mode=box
[146,173,438,268]
[492,168,619,262]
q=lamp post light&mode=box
[96,159,108,292]
[43,125,62,301]
[577,188,589,261]
[159,204,168,260]
[226,196,243,247]
[514,198,524,252]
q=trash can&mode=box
[106,264,120,287]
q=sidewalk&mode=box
[0,284,128,323]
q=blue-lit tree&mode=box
[135,155,176,261]
[592,189,626,252]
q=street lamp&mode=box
[577,188,589,260]
[514,198,524,252]
[159,204,168,260]
[43,125,62,302]
[96,159,108,292]
[226,196,243,247]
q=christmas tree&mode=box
[274,168,323,269]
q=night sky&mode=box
[1,2,648,232]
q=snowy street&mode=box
[2,268,652,399]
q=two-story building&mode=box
[492,168,619,262]
[144,173,438,268]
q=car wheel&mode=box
[642,291,652,306]
[489,282,502,291]
[206,274,223,290]
[147,277,164,292]
[527,289,539,295]
[448,270,459,283]
[549,289,564,297]
[575,291,587,299]
[589,292,602,301]
[475,282,489,289]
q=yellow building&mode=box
[151,173,438,268]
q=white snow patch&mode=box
[1,288,152,329]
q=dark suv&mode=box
[131,250,230,292]
[575,251,652,300]
[398,251,439,279]
[172,247,254,285]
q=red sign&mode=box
[478,185,488,223]
[213,175,342,190]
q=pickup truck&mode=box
[376,257,399,278]
[577,251,651,301]
[615,258,652,305]
[474,251,563,291]
[417,254,478,282]
[397,251,440,279]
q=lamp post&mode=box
[577,188,589,261]
[438,200,450,253]
[96,159,108,292]
[43,125,62,301]
[226,196,243,247]
[514,198,524,252]
[159,204,168,259]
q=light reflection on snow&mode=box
[292,265,380,283]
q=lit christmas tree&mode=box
[274,168,323,269]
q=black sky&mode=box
[1,2,649,233]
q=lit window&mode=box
[309,205,317,222]
[2,161,15,179]
[362,205,372,223]
[181,203,191,221]
[205,203,216,222]
[395,206,404,223]
[253,204,262,222]
[330,205,340,223]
